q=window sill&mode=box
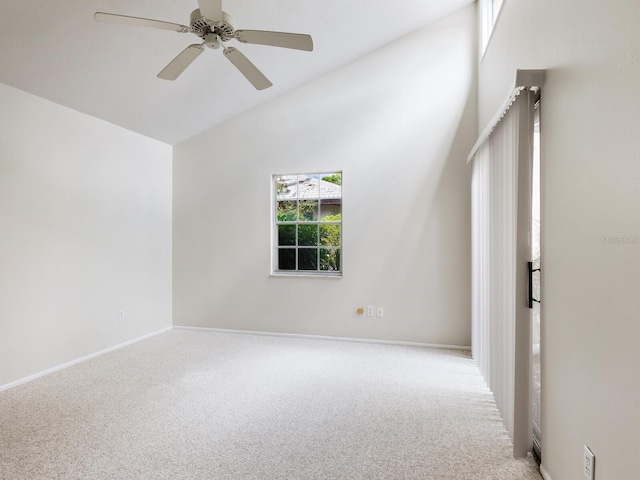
[270,272,342,279]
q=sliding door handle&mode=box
[528,261,541,309]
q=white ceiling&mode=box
[0,0,474,145]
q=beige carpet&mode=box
[0,329,542,479]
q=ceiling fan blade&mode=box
[94,12,190,33]
[235,30,313,51]
[223,47,272,90]
[157,44,204,80]
[197,0,223,23]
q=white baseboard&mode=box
[540,464,551,480]
[0,326,172,393]
[174,326,472,351]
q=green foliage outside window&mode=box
[322,174,342,186]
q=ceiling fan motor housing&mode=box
[190,9,235,40]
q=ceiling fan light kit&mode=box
[94,0,313,90]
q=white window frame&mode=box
[480,0,505,58]
[271,172,342,277]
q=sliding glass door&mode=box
[471,87,540,457]
[531,103,542,461]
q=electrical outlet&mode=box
[376,306,384,317]
[366,305,374,317]
[584,445,595,480]
[118,309,125,322]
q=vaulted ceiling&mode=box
[0,0,474,144]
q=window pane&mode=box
[277,201,297,221]
[319,173,341,219]
[278,248,296,270]
[298,225,318,246]
[298,200,318,221]
[298,248,318,270]
[320,199,341,219]
[276,176,298,199]
[278,225,296,246]
[320,248,341,271]
[320,224,340,247]
[320,173,341,187]
[297,175,319,199]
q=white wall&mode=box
[0,83,173,387]
[173,6,477,346]
[480,1,640,478]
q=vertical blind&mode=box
[470,75,541,457]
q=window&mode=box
[273,173,342,276]
[481,0,504,56]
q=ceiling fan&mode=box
[95,0,313,90]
